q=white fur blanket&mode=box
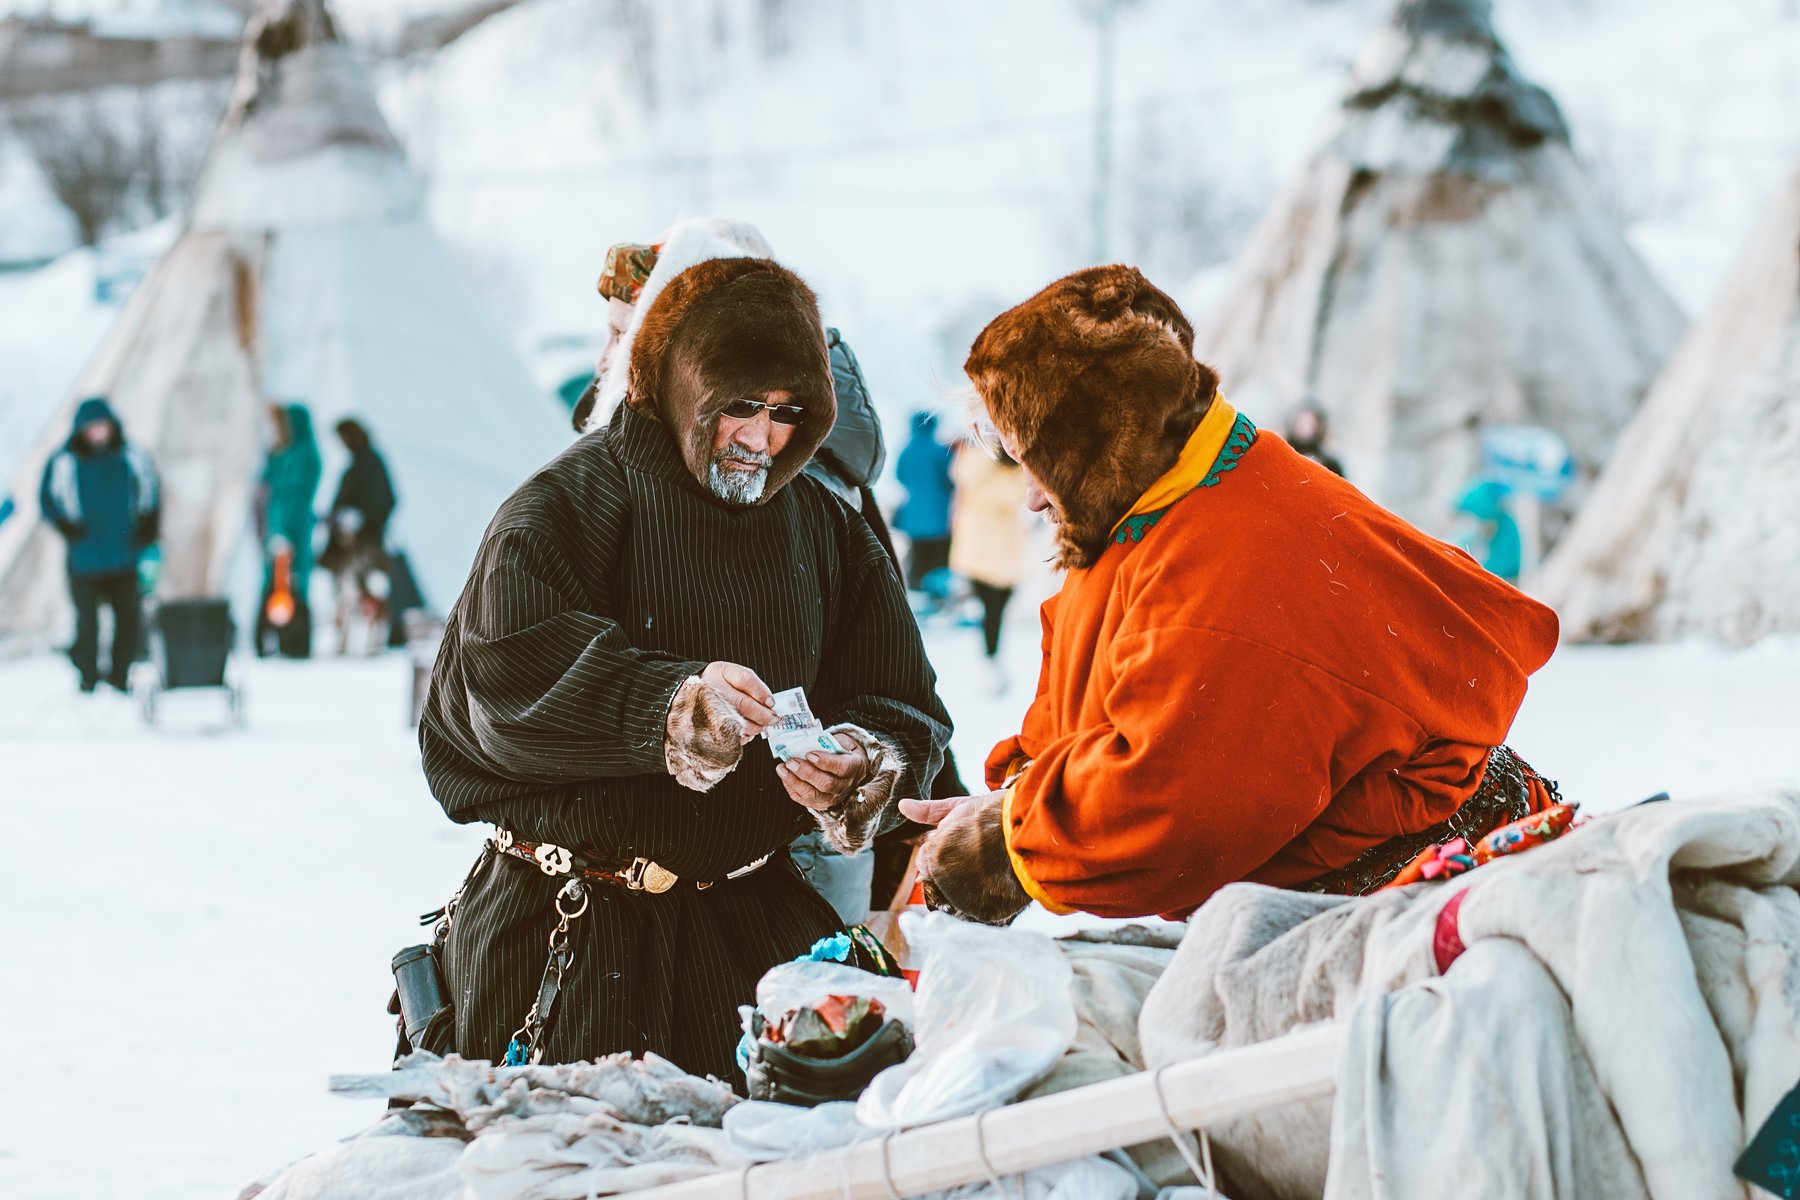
[1139,788,1800,1200]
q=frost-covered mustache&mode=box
[714,446,773,470]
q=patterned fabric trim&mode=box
[1111,413,1259,545]
[597,242,662,303]
[1200,412,1257,488]
[1300,745,1563,896]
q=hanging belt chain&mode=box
[505,878,590,1066]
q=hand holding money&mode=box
[699,661,778,744]
[776,737,870,811]
[766,687,869,811]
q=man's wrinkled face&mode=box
[707,389,797,505]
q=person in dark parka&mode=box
[419,256,951,1081]
[38,395,159,692]
[328,418,397,547]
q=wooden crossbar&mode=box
[627,1023,1344,1200]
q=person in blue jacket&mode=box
[38,396,160,692]
[893,412,956,593]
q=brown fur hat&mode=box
[965,265,1220,568]
[627,257,835,499]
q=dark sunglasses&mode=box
[721,397,807,426]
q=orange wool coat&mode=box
[987,424,1559,921]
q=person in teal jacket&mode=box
[1455,479,1523,583]
[256,402,323,657]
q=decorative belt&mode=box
[1301,745,1563,896]
[492,829,772,894]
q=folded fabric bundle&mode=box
[1137,787,1800,1200]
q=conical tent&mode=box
[0,0,566,646]
[1196,0,1684,537]
[1538,165,1800,645]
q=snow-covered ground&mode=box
[1,611,1797,1199]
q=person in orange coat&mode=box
[899,266,1562,923]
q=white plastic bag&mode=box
[722,1100,864,1162]
[857,912,1077,1129]
[753,959,916,1028]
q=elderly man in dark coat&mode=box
[419,256,950,1081]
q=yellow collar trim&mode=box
[1001,786,1077,916]
[1109,394,1238,538]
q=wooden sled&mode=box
[625,1023,1344,1199]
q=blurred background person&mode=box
[894,411,956,601]
[1285,399,1345,477]
[949,440,1028,694]
[1455,478,1524,584]
[255,402,322,659]
[37,395,159,693]
[806,327,897,563]
[328,418,396,549]
[320,417,399,656]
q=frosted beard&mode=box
[707,445,773,505]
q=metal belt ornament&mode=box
[491,829,775,1066]
[505,878,588,1066]
[493,829,764,894]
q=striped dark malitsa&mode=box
[419,402,950,1082]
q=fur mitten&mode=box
[664,675,746,791]
[811,723,906,855]
[916,791,1031,926]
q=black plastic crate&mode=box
[152,599,235,690]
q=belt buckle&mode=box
[624,857,678,894]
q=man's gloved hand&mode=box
[901,791,1031,926]
[664,662,777,792]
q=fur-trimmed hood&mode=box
[965,265,1219,569]
[626,256,835,501]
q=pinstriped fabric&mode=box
[420,403,950,1081]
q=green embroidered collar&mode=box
[1111,413,1258,545]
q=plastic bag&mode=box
[857,912,1077,1129]
[753,959,916,1029]
[722,1100,864,1162]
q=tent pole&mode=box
[628,1022,1344,1200]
